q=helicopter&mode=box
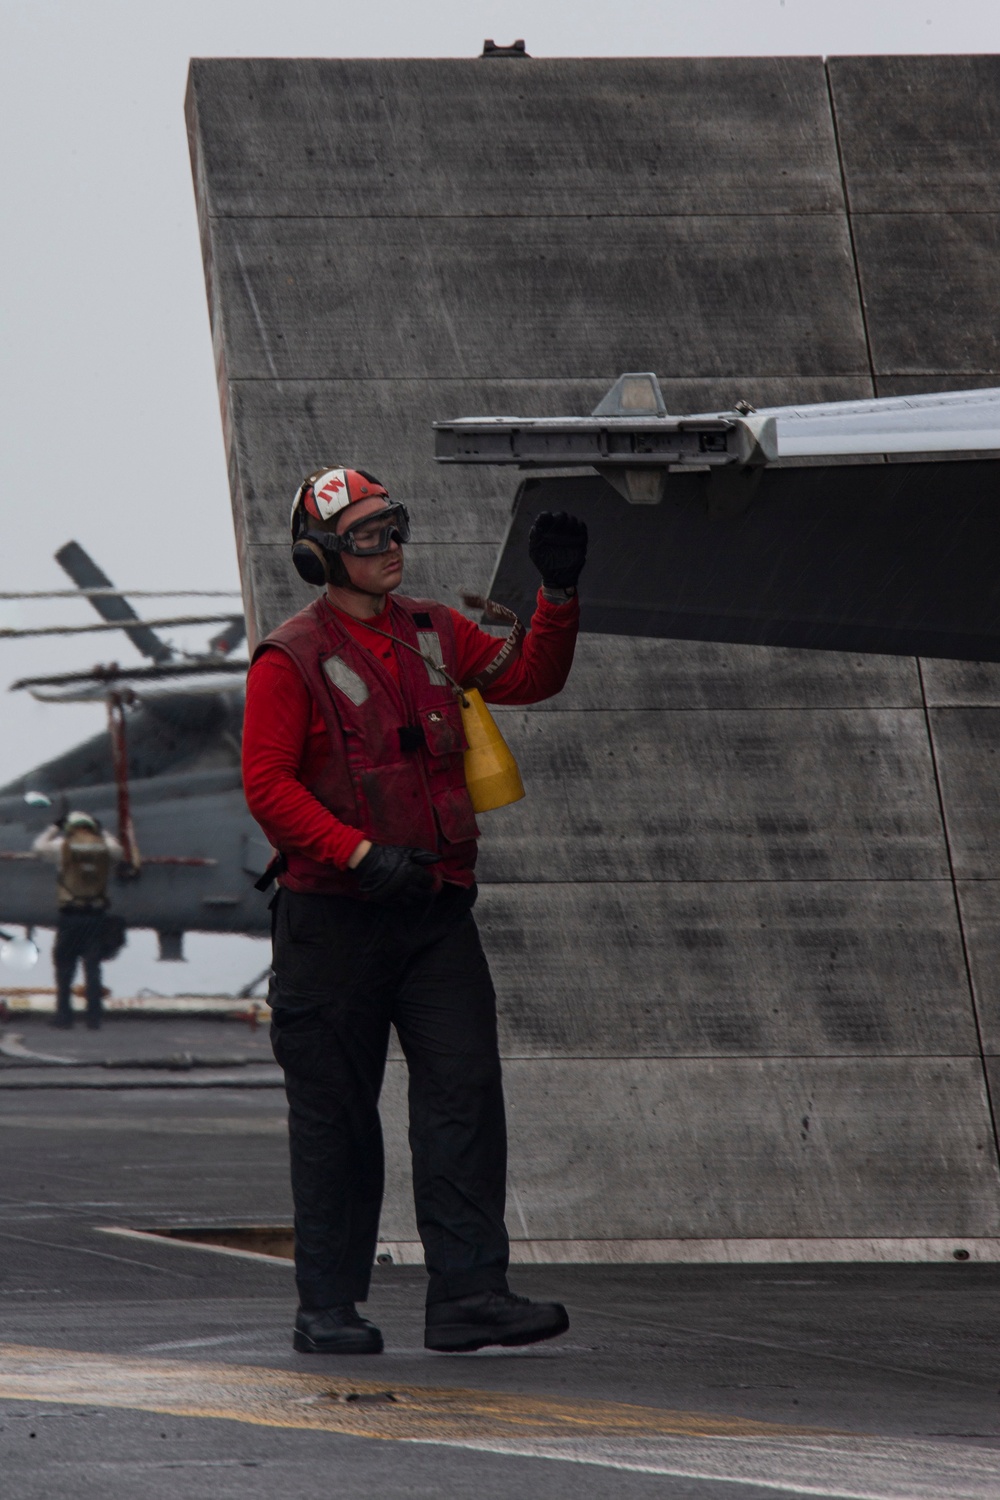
[0,542,269,961]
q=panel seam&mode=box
[474,877,954,886]
[824,62,878,396]
[204,209,1000,221]
[916,660,1000,1172]
[205,209,852,222]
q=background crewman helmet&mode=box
[63,811,101,834]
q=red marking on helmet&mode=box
[318,476,346,502]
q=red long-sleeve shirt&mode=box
[243,589,579,874]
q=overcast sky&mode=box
[2,0,999,996]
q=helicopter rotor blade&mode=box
[0,614,242,641]
[0,588,241,601]
[55,542,173,663]
[10,659,248,692]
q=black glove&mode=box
[355,844,440,906]
[528,511,588,590]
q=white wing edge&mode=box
[688,386,1000,459]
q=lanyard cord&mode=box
[336,615,469,701]
[329,597,524,702]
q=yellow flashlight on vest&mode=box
[458,689,525,813]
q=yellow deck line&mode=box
[5,1343,1000,1498]
[0,1341,823,1444]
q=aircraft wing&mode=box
[459,380,1000,663]
[488,458,1000,662]
[689,386,1000,459]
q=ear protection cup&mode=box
[291,536,355,588]
[291,538,329,587]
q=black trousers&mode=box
[269,883,510,1309]
[53,910,106,1021]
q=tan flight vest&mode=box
[58,828,111,908]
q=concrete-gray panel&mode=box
[876,376,1000,397]
[208,215,868,382]
[926,709,1000,879]
[542,636,921,713]
[984,1059,1000,1124]
[376,1056,1000,1241]
[920,660,1000,709]
[477,707,947,883]
[226,376,875,548]
[853,215,1000,376]
[829,55,1000,213]
[955,882,1000,1053]
[475,880,974,1058]
[188,57,843,219]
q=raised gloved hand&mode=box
[354,844,441,905]
[528,511,588,590]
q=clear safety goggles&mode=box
[312,502,412,557]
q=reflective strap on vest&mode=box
[415,631,449,686]
[323,654,370,706]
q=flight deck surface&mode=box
[2,1015,999,1500]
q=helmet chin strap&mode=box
[321,549,370,597]
[330,579,389,606]
[326,566,393,609]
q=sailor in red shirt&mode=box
[243,465,586,1356]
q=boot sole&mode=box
[293,1330,384,1355]
[425,1308,570,1353]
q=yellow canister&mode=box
[459,689,526,812]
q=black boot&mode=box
[425,1290,569,1353]
[49,1011,73,1030]
[293,1304,383,1355]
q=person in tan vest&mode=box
[33,812,124,1030]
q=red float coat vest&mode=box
[253,593,480,896]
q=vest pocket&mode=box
[360,764,435,846]
[419,701,467,756]
[420,702,479,844]
[432,785,480,846]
